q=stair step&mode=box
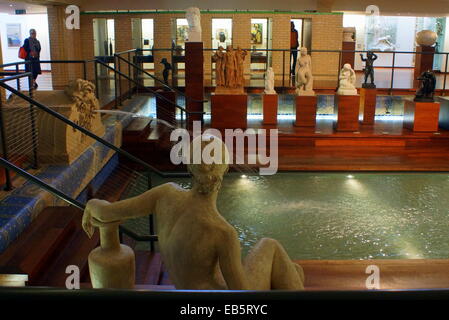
[135,251,163,285]
[33,208,100,287]
[0,206,78,284]
[123,117,153,139]
[93,167,136,202]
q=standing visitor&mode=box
[23,29,41,89]
[290,22,299,76]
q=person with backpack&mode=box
[290,22,299,76]
[22,29,41,89]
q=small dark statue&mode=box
[160,58,172,86]
[414,70,436,102]
[360,51,378,88]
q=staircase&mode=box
[0,166,172,289]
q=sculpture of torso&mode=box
[295,48,314,95]
[154,183,230,289]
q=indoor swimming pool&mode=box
[124,172,449,260]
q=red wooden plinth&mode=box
[211,94,247,129]
[334,94,360,132]
[414,46,435,84]
[185,42,204,127]
[156,90,176,124]
[263,94,278,125]
[403,99,440,132]
[359,88,377,125]
[295,95,317,127]
[342,41,355,67]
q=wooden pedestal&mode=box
[211,94,247,129]
[359,88,377,125]
[185,42,204,126]
[295,95,317,127]
[438,97,449,130]
[156,90,176,124]
[414,46,435,83]
[403,99,440,132]
[263,94,278,125]
[334,95,360,132]
[342,41,356,67]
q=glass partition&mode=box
[212,18,233,49]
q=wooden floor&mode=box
[135,117,449,172]
[261,119,449,171]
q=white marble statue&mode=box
[186,7,201,42]
[295,47,315,96]
[371,35,396,52]
[264,67,276,94]
[337,63,357,95]
[82,135,305,290]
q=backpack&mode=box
[18,46,27,59]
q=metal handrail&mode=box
[95,59,203,118]
[0,156,158,242]
[115,52,207,104]
[0,79,189,178]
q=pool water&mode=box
[125,172,449,260]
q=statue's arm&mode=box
[217,227,250,290]
[82,183,170,237]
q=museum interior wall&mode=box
[50,9,343,85]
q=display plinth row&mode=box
[334,94,360,132]
[263,94,278,125]
[403,99,440,132]
[211,94,248,129]
[295,95,317,127]
[359,88,377,125]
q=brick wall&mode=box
[47,5,84,89]
[62,11,344,85]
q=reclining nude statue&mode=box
[82,136,305,290]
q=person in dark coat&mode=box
[23,29,41,89]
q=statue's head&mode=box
[227,45,233,52]
[186,7,201,28]
[343,63,352,71]
[367,51,373,57]
[187,135,230,195]
[300,47,308,56]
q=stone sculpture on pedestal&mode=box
[337,63,357,95]
[185,7,201,42]
[264,67,276,94]
[160,58,172,85]
[212,46,226,86]
[414,70,436,102]
[213,45,247,94]
[82,135,305,290]
[360,51,378,88]
[295,47,315,96]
